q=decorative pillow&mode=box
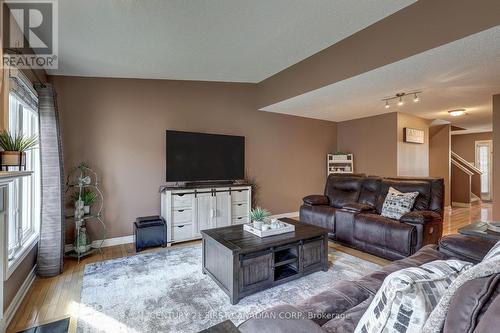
[381,187,419,220]
[354,259,472,333]
[483,240,500,261]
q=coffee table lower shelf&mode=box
[201,220,329,305]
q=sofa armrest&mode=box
[439,234,497,264]
[400,210,442,224]
[341,202,374,213]
[303,195,329,206]
[238,304,326,333]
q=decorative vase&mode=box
[0,151,26,170]
[75,199,85,219]
[74,226,91,254]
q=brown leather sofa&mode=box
[300,175,444,260]
[238,234,499,333]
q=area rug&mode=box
[77,244,381,333]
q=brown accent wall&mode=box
[397,113,430,177]
[429,125,451,206]
[494,94,500,219]
[51,76,337,240]
[451,132,492,162]
[337,113,398,176]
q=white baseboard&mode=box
[65,235,135,252]
[1,265,37,333]
[64,212,299,251]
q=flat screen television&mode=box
[166,130,245,182]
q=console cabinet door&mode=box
[301,239,324,271]
[215,191,231,228]
[239,252,273,292]
[196,192,214,235]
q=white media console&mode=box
[160,185,252,244]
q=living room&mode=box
[1,1,500,333]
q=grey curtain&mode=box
[35,83,65,277]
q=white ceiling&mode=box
[49,0,415,82]
[261,26,500,133]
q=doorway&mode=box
[475,140,493,201]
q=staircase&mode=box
[451,151,482,206]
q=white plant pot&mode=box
[83,206,90,215]
[252,220,263,230]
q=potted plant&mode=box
[73,190,97,215]
[249,207,271,230]
[0,130,38,170]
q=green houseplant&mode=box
[0,130,38,170]
[73,189,97,215]
[249,207,271,229]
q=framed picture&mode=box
[404,127,424,144]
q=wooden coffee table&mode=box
[201,218,329,304]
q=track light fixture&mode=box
[382,91,422,109]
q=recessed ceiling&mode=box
[48,0,415,82]
[261,26,500,133]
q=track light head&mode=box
[413,93,419,102]
[398,96,404,106]
[385,100,390,109]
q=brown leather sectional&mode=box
[300,174,444,260]
[238,235,499,333]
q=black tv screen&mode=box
[166,131,245,182]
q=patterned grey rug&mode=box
[77,244,381,333]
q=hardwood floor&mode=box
[7,202,492,333]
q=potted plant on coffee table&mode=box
[249,207,271,230]
[0,130,38,170]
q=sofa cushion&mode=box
[380,187,419,220]
[376,180,431,214]
[469,280,500,333]
[354,213,416,255]
[443,274,500,333]
[325,176,362,208]
[358,176,381,207]
[400,210,442,224]
[354,260,472,333]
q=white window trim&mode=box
[3,77,41,281]
[4,233,38,280]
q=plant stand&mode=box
[65,164,106,263]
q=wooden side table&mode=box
[458,222,500,241]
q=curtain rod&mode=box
[4,48,47,88]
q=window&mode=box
[6,92,41,268]
[475,140,493,201]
